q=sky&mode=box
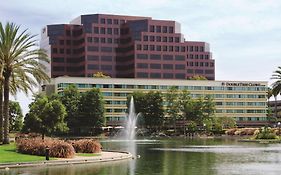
[1,0,281,114]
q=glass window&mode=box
[169,26,173,33]
[100,38,106,43]
[175,73,185,79]
[87,37,92,43]
[181,46,185,52]
[150,54,161,60]
[156,26,161,33]
[137,54,148,59]
[88,46,99,51]
[101,47,112,52]
[175,55,185,61]
[175,64,185,70]
[137,63,148,68]
[169,46,173,51]
[156,45,161,51]
[101,65,112,70]
[175,37,180,43]
[150,25,155,32]
[163,64,173,69]
[107,38,112,43]
[163,46,167,51]
[150,45,155,51]
[163,37,167,42]
[87,64,99,70]
[150,64,161,69]
[143,35,148,41]
[137,44,142,50]
[143,45,148,50]
[101,56,112,62]
[150,73,161,78]
[100,18,105,24]
[100,27,105,34]
[137,72,148,78]
[150,36,155,42]
[163,55,173,60]
[114,19,119,25]
[107,28,112,34]
[114,28,119,35]
[87,55,99,61]
[163,73,173,78]
[107,19,112,24]
[156,36,161,42]
[163,26,168,33]
[169,37,173,42]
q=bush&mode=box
[225,128,237,135]
[70,139,102,153]
[255,126,278,140]
[16,138,75,158]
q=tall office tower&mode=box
[41,14,215,79]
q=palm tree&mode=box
[0,22,50,144]
[271,66,281,120]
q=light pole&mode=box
[277,122,281,136]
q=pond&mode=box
[2,138,281,175]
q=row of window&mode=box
[136,44,209,54]
[137,63,185,70]
[87,37,119,44]
[106,108,127,113]
[142,35,181,43]
[216,109,267,114]
[105,101,127,105]
[187,62,214,68]
[87,46,113,52]
[216,102,266,106]
[236,117,267,121]
[137,72,185,79]
[100,18,125,25]
[149,25,174,33]
[88,64,112,70]
[58,83,267,92]
[137,53,211,62]
[93,27,120,35]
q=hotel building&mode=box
[43,77,268,127]
[40,14,215,80]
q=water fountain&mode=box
[124,96,139,140]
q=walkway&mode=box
[0,151,132,169]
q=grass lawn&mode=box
[0,143,54,163]
[77,153,101,157]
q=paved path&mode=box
[0,151,132,169]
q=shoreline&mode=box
[0,151,132,169]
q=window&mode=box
[99,18,106,24]
[205,62,209,67]
[53,66,64,71]
[200,46,204,52]
[150,73,161,78]
[205,55,209,59]
[163,73,173,78]
[163,26,168,33]
[137,72,148,78]
[143,45,148,50]
[101,47,112,52]
[163,55,173,60]
[187,69,193,73]
[52,48,58,53]
[169,37,173,42]
[60,49,64,54]
[66,49,70,54]
[52,57,64,63]
[87,55,99,61]
[94,27,99,34]
[114,28,119,35]
[88,64,99,70]
[87,46,99,51]
[163,37,167,42]
[87,37,92,43]
[169,46,173,51]
[175,64,185,70]
[137,44,142,50]
[163,64,173,69]
[181,46,185,52]
[156,45,161,51]
[175,55,185,61]
[66,40,71,45]
[101,56,112,61]
[169,26,173,33]
[101,65,112,70]
[107,28,112,34]
[195,46,199,52]
[120,20,125,24]
[107,38,112,43]
[137,63,148,68]
[163,46,167,51]
[156,26,161,32]
[114,19,119,25]
[150,45,155,51]
[175,37,180,43]
[150,54,161,60]
[156,36,161,42]
[190,46,194,52]
[114,39,119,44]
[150,25,155,32]
[137,54,148,59]
[150,36,155,42]
[100,38,106,43]
[150,64,161,69]
[143,35,148,41]
[107,19,112,24]
[175,46,180,52]
[195,69,203,73]
[59,40,64,45]
[100,27,105,34]
[175,73,185,79]
[94,37,99,43]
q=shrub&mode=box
[225,128,237,135]
[255,126,278,140]
[16,138,75,158]
[70,139,102,153]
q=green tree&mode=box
[165,87,180,131]
[93,72,110,78]
[23,94,67,139]
[188,75,207,80]
[9,101,23,132]
[143,91,164,129]
[271,66,281,120]
[59,84,80,133]
[77,88,105,135]
[0,22,50,144]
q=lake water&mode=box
[2,138,281,175]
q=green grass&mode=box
[77,153,101,157]
[0,143,54,163]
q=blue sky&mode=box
[1,0,281,114]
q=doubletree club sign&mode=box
[221,82,264,87]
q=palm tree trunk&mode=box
[3,75,10,144]
[275,96,278,120]
[0,86,3,143]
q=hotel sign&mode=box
[221,82,263,86]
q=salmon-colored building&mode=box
[41,14,215,80]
